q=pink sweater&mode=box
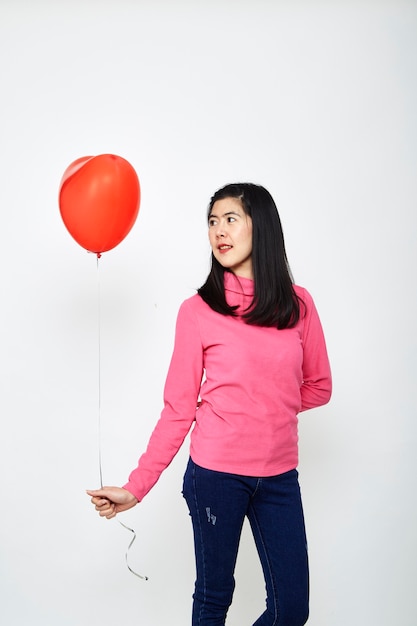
[124,272,331,501]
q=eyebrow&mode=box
[208,210,241,219]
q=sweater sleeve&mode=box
[123,299,204,501]
[299,289,332,411]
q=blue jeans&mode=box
[182,459,309,626]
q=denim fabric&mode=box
[182,458,309,626]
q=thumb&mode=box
[86,488,107,497]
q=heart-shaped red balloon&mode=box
[59,154,140,254]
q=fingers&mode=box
[87,492,116,519]
[90,496,109,507]
[99,504,117,519]
[92,496,109,510]
[87,489,115,513]
[94,498,116,519]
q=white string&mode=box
[96,253,148,581]
[97,254,103,489]
[119,521,149,581]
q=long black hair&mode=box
[197,183,302,329]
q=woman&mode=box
[87,183,332,625]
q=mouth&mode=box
[218,244,232,252]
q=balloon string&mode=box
[118,521,149,581]
[97,254,103,489]
[96,254,148,581]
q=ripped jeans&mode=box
[182,458,309,626]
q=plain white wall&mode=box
[1,1,416,624]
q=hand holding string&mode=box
[87,487,138,520]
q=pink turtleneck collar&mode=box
[224,271,254,297]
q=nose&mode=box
[215,222,226,238]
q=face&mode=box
[208,197,253,279]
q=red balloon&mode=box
[59,154,140,254]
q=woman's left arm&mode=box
[299,289,332,411]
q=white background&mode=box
[1,1,416,624]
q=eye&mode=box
[208,217,217,227]
[227,216,236,223]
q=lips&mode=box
[218,244,232,252]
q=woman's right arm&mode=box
[123,299,204,502]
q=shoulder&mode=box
[176,293,213,322]
[174,294,221,342]
[293,284,312,302]
[292,284,317,318]
[179,293,207,312]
